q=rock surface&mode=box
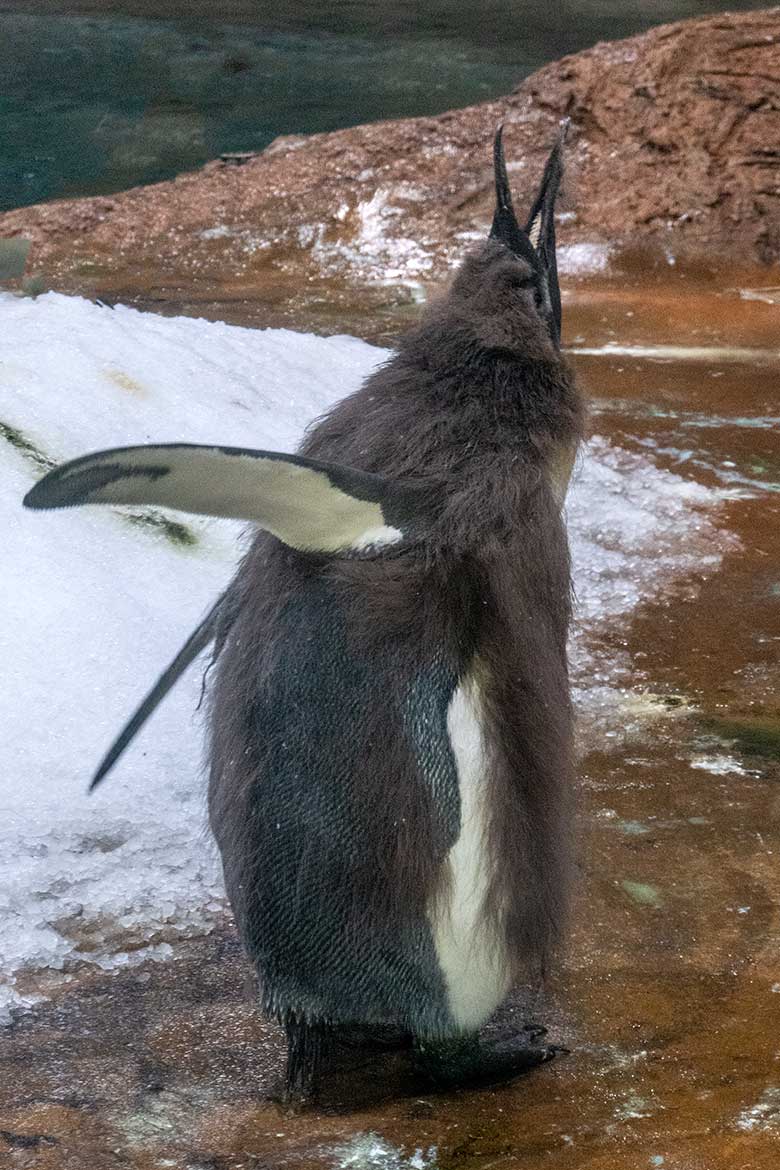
[0,5,778,312]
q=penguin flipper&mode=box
[89,595,222,791]
[23,443,418,554]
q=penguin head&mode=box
[449,125,566,355]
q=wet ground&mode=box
[1,260,779,1167]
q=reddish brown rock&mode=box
[0,7,778,320]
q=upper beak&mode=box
[489,126,538,267]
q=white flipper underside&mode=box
[24,444,405,555]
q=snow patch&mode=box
[614,1092,661,1121]
[308,188,436,285]
[567,436,724,627]
[329,1133,438,1170]
[558,242,611,275]
[690,754,751,776]
[735,1087,780,1133]
[569,342,780,364]
[198,223,271,253]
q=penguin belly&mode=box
[211,577,516,1039]
[429,679,512,1032]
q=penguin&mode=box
[24,126,585,1099]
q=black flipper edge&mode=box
[89,594,223,791]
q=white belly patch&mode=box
[429,679,512,1032]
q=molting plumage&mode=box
[24,126,585,1096]
[209,126,584,1088]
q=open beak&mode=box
[489,122,568,347]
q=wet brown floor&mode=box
[1,257,779,1168]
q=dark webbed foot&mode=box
[282,1016,327,1106]
[413,1028,566,1090]
[280,1019,413,1105]
[331,1023,413,1053]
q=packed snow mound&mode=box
[1,293,727,1020]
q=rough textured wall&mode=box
[0,5,778,297]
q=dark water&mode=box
[0,0,771,211]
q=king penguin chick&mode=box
[23,127,584,1101]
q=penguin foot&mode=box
[279,1019,413,1104]
[331,1023,413,1053]
[413,1031,566,1091]
[281,1016,327,1106]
